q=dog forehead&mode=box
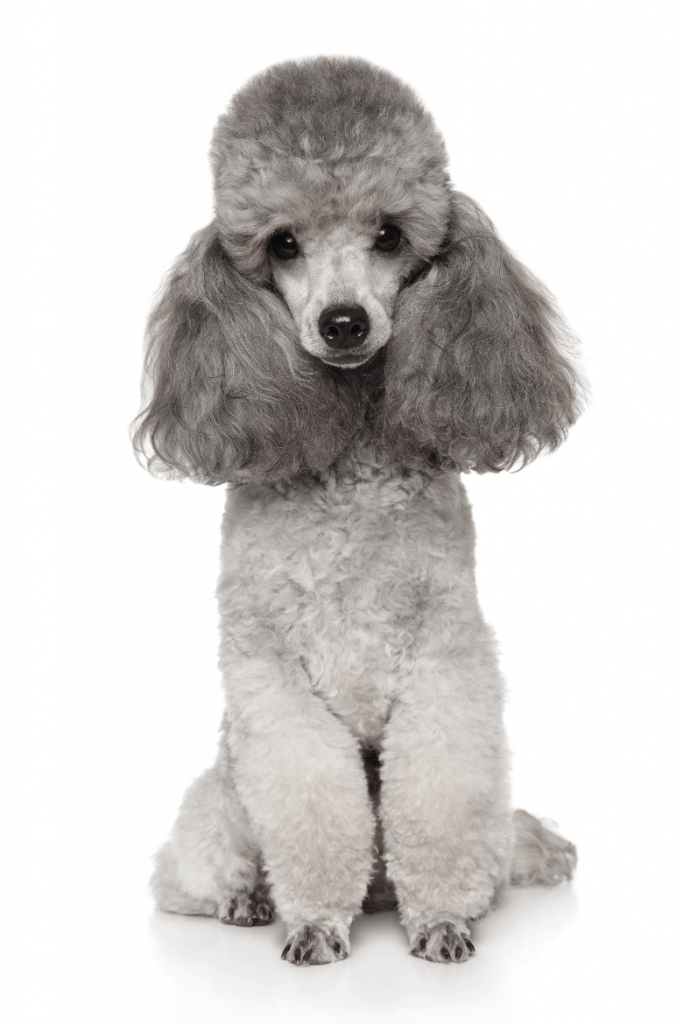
[294,222,375,264]
[214,155,449,275]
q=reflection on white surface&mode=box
[150,883,579,1020]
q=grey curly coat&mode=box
[134,56,581,966]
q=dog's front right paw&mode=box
[409,920,475,963]
[281,924,348,966]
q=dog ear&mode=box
[132,223,361,483]
[383,193,584,471]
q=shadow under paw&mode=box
[219,888,274,928]
[281,924,348,966]
[410,921,475,964]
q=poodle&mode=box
[133,56,582,966]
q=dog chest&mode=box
[218,470,478,739]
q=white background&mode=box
[2,1,681,1021]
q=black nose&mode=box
[318,305,369,349]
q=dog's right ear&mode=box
[132,223,355,483]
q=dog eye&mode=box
[271,231,299,260]
[374,225,402,252]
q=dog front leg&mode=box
[225,657,375,965]
[380,669,512,963]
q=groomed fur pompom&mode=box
[382,193,585,473]
[132,224,373,484]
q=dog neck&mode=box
[268,438,441,503]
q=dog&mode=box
[133,56,581,966]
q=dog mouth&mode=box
[319,348,376,368]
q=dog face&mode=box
[209,57,452,370]
[268,220,418,368]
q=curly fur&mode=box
[384,192,580,471]
[135,223,373,483]
[135,56,581,966]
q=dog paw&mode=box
[219,888,274,927]
[281,924,348,966]
[409,921,475,964]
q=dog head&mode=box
[133,57,583,483]
[210,58,448,371]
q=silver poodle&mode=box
[134,56,581,966]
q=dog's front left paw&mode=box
[281,924,348,966]
[219,888,274,927]
[409,920,475,963]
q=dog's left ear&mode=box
[383,193,584,471]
